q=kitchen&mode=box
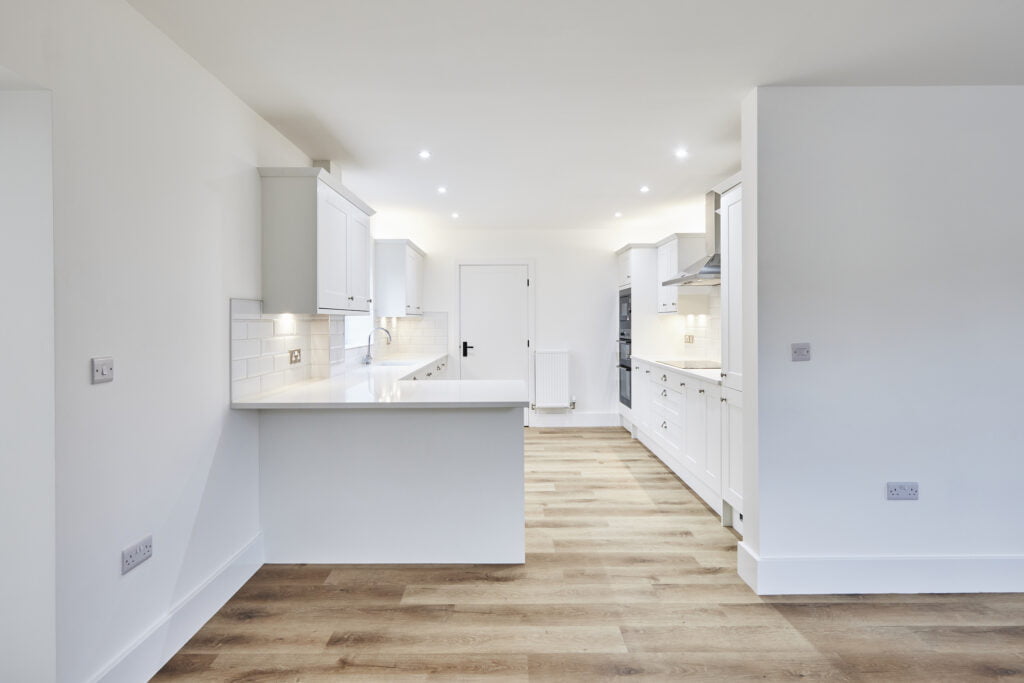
[4,2,1024,682]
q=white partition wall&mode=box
[0,88,56,682]
[740,86,1024,594]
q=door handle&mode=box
[462,341,474,357]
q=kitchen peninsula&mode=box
[233,353,528,564]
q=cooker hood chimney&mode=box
[662,190,721,286]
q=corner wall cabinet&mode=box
[259,167,375,315]
[374,239,425,317]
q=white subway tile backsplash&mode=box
[231,339,260,360]
[247,321,275,339]
[274,317,297,336]
[262,337,286,355]
[247,355,275,377]
[230,299,347,401]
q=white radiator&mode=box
[533,350,574,410]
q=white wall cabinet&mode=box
[617,251,632,288]
[374,239,425,317]
[656,234,710,313]
[260,167,374,315]
[720,184,743,390]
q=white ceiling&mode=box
[127,0,1024,232]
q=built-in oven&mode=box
[618,288,631,340]
[618,288,632,407]
[618,338,631,366]
[618,364,631,407]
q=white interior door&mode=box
[459,264,530,421]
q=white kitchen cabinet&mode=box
[617,251,631,288]
[721,386,743,512]
[260,167,374,315]
[374,239,425,317]
[656,234,710,313]
[720,184,742,390]
[631,360,654,435]
[615,244,657,295]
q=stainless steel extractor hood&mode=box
[662,190,721,286]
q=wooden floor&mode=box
[155,428,1024,681]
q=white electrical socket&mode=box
[122,535,153,574]
[886,482,919,500]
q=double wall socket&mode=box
[122,535,153,574]
[886,482,919,500]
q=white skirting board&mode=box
[738,542,1024,595]
[91,534,264,683]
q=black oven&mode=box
[618,289,632,407]
[619,364,631,407]
[618,288,631,340]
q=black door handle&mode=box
[462,341,474,357]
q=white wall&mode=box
[743,86,1024,593]
[1,1,309,680]
[0,88,56,683]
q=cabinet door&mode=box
[720,185,742,390]
[683,383,705,472]
[703,383,722,490]
[316,185,349,311]
[656,241,678,313]
[632,362,653,432]
[617,251,631,288]
[346,212,371,311]
[721,387,743,511]
[404,248,424,315]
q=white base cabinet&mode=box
[260,167,374,315]
[631,359,738,523]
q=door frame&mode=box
[454,259,536,426]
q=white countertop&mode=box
[232,353,529,409]
[632,355,723,384]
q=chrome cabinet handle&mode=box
[721,372,727,378]
[645,370,650,375]
[348,296,354,300]
[661,374,667,381]
[721,397,727,403]
[661,390,667,397]
[699,389,705,394]
[367,298,372,303]
[661,421,667,429]
[426,372,433,377]
[680,382,685,387]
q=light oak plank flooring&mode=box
[154,427,1024,681]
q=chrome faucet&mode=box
[363,327,392,364]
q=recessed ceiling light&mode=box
[674,147,689,159]
[614,212,623,218]
[418,150,431,159]
[451,212,460,219]
[437,186,447,194]
[640,185,650,194]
